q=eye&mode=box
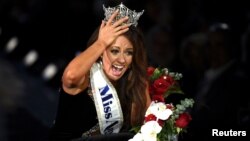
[110,49,119,55]
[125,50,133,56]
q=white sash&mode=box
[90,62,124,134]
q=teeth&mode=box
[113,65,124,69]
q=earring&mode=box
[98,55,103,65]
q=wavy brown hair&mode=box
[87,26,148,129]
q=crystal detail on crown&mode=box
[103,3,144,27]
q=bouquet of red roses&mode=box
[129,67,194,141]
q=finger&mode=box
[106,9,119,25]
[115,27,129,36]
[100,20,105,29]
[112,16,129,27]
[114,24,131,32]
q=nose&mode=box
[117,54,125,63]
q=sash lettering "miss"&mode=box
[99,85,119,134]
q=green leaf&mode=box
[164,86,185,99]
[151,68,163,81]
[129,126,141,133]
[176,127,182,134]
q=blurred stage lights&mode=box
[209,22,230,32]
[5,36,19,53]
[23,49,39,67]
[42,63,58,81]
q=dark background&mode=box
[0,0,249,141]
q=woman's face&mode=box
[102,35,133,81]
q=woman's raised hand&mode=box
[97,10,131,48]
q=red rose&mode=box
[157,119,165,127]
[145,114,156,122]
[175,112,192,128]
[145,114,165,127]
[147,67,155,77]
[153,78,171,95]
[166,104,174,110]
[152,95,165,102]
[161,75,175,85]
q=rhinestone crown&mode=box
[103,3,144,27]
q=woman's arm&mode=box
[62,10,130,95]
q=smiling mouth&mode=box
[112,64,125,76]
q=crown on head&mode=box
[103,3,144,27]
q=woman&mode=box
[49,4,151,141]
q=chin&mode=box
[105,68,128,81]
[108,71,127,81]
[108,75,122,81]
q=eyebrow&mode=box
[111,46,133,50]
[126,48,133,51]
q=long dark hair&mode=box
[87,26,148,127]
